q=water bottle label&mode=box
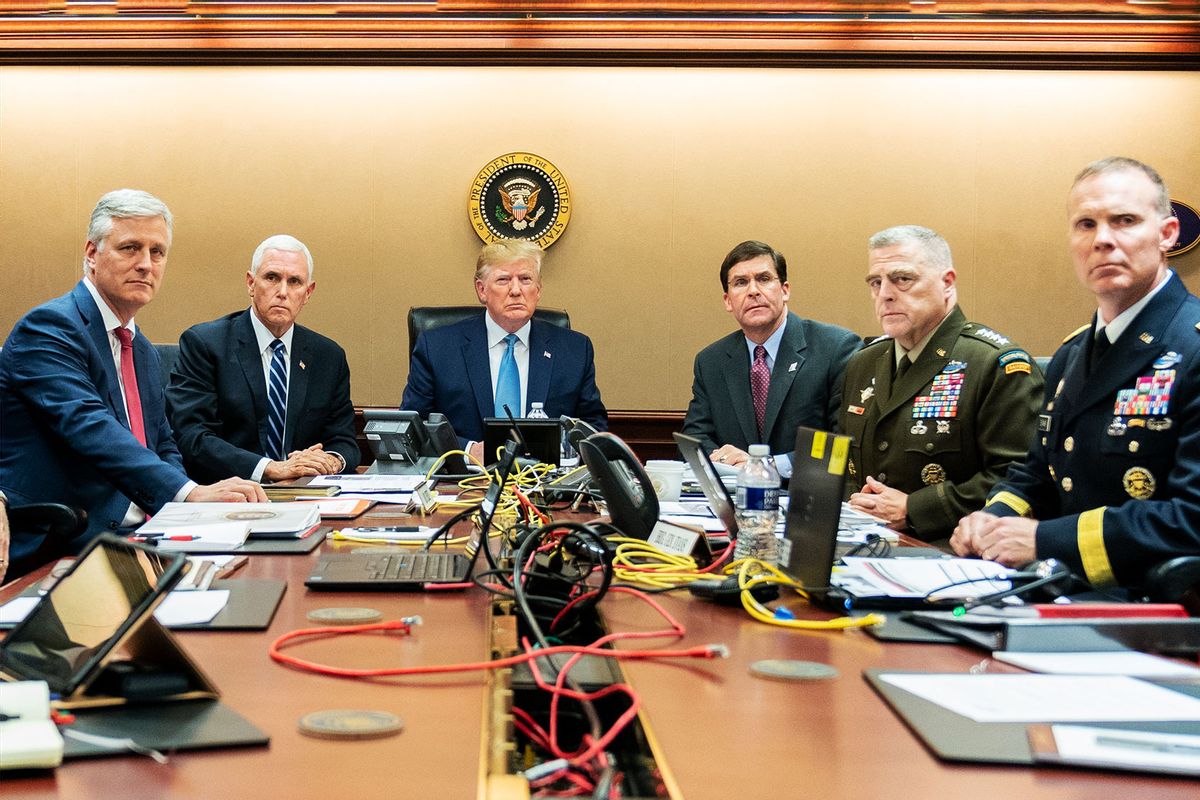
[736,486,779,512]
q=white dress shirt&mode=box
[82,277,195,523]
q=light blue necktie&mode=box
[494,333,521,418]
[266,339,288,460]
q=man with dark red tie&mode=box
[0,189,264,577]
[682,240,861,478]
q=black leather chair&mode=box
[406,306,570,364]
[155,342,180,390]
[5,503,88,582]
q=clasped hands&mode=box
[263,443,343,481]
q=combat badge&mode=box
[860,382,875,403]
[1147,417,1173,432]
[1153,351,1181,369]
[936,419,951,435]
[920,463,947,485]
[1123,467,1156,500]
[468,152,572,249]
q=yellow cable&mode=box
[733,559,883,630]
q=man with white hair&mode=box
[167,234,359,483]
[0,189,265,577]
[839,225,1043,543]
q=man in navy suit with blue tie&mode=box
[402,239,607,463]
[0,189,265,574]
[166,235,359,484]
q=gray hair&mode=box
[475,239,544,283]
[868,225,953,273]
[250,234,314,281]
[82,189,173,274]
[1072,156,1172,218]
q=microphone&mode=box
[957,559,1078,613]
[502,404,538,467]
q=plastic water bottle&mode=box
[528,402,549,419]
[734,444,781,564]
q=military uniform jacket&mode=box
[985,274,1200,587]
[839,306,1044,540]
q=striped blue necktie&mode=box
[494,333,521,418]
[266,338,288,461]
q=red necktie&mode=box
[751,345,770,439]
[114,327,147,446]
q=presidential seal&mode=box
[468,152,572,249]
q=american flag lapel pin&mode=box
[788,362,798,372]
[299,361,307,370]
[544,351,552,359]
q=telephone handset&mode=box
[578,432,658,540]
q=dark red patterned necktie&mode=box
[751,345,770,438]
[114,327,147,446]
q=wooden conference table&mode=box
[2,504,1197,800]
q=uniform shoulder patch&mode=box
[963,325,1013,349]
[1063,323,1090,344]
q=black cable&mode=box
[511,521,606,772]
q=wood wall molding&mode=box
[1,2,1197,67]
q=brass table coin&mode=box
[749,659,839,682]
[306,607,383,625]
[298,709,404,740]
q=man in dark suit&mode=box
[682,240,861,478]
[0,189,264,571]
[839,226,1043,542]
[401,239,607,463]
[953,157,1200,587]
[167,235,359,484]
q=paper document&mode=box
[146,521,250,552]
[657,501,716,518]
[153,589,231,626]
[993,650,1200,678]
[879,673,1200,723]
[1043,725,1200,776]
[135,502,318,538]
[309,474,425,492]
[0,681,64,769]
[293,498,376,518]
[834,556,1012,599]
[0,596,39,626]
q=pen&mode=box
[131,535,199,542]
[1095,734,1200,757]
[355,526,422,533]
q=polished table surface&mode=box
[3,511,1200,799]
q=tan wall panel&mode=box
[2,66,1198,410]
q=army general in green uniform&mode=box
[838,226,1044,542]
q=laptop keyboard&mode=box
[367,552,461,582]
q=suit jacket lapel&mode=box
[1064,277,1189,423]
[722,335,759,445]
[527,321,552,414]
[286,326,311,452]
[762,315,806,440]
[234,311,271,452]
[71,282,126,424]
[465,315,496,421]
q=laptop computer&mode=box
[673,432,737,540]
[305,442,520,591]
[778,426,952,611]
